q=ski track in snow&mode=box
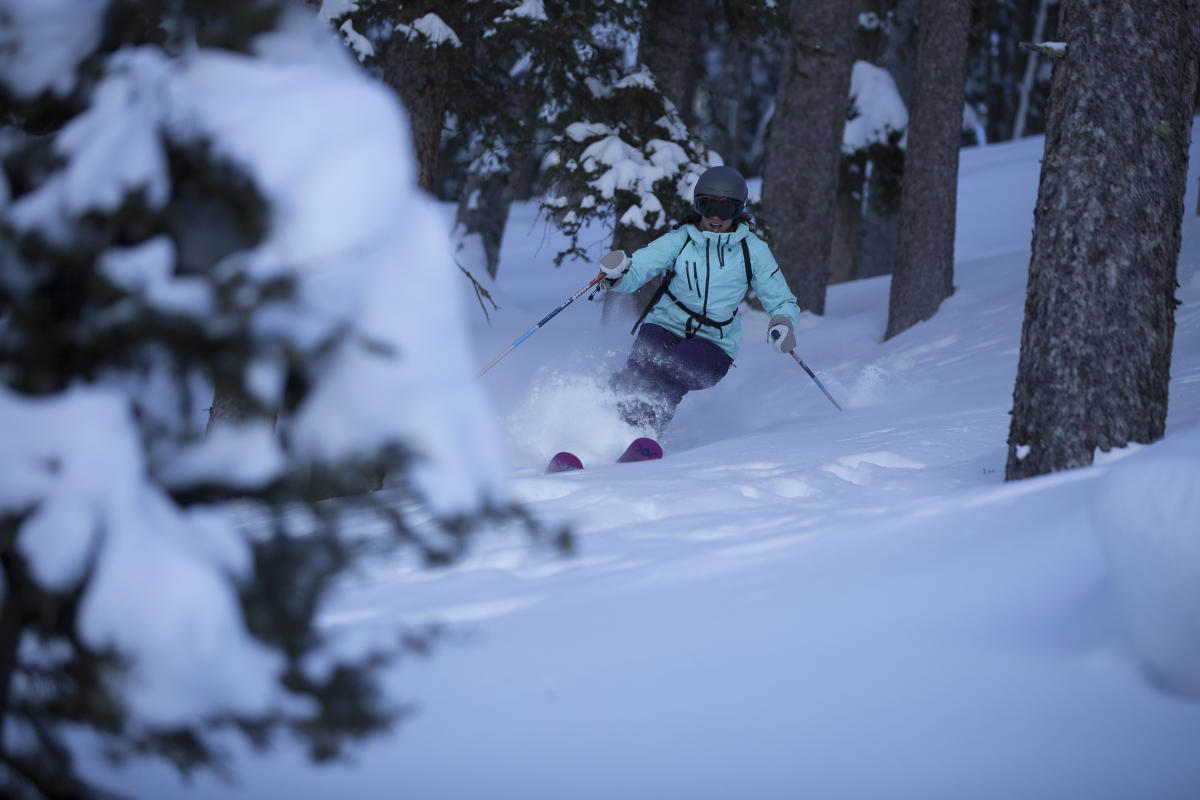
[325,132,1200,700]
[91,128,1200,800]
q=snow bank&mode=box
[1091,426,1200,699]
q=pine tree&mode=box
[0,3,556,797]
[1006,0,1199,480]
[320,1,650,281]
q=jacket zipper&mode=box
[703,239,711,320]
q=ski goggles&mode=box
[694,195,744,220]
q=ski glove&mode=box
[768,315,796,353]
[590,250,631,300]
[599,250,631,280]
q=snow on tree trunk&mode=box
[1005,0,1199,480]
[884,0,970,340]
[760,0,859,314]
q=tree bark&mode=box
[1006,0,1199,480]
[381,1,468,193]
[985,2,1017,143]
[761,0,859,314]
[884,0,970,340]
[828,183,862,284]
[641,0,702,128]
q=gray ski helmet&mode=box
[693,165,748,206]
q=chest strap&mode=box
[663,286,738,338]
[631,236,753,337]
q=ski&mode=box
[544,437,663,474]
[545,451,583,474]
[617,437,663,463]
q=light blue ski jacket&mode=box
[612,222,801,360]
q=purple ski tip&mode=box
[617,437,663,463]
[545,451,583,474]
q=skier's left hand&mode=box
[768,315,795,353]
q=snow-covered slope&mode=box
[96,132,1200,799]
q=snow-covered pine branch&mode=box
[0,2,556,796]
[841,60,909,214]
[541,67,716,265]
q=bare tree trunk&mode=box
[985,2,1017,142]
[1012,0,1051,139]
[206,385,248,431]
[828,182,862,284]
[713,37,750,167]
[641,0,702,127]
[760,1,859,314]
[884,0,970,340]
[381,1,468,193]
[1006,0,1199,480]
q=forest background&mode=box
[1,1,1198,798]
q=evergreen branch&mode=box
[458,263,499,324]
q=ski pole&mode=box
[771,329,843,411]
[478,272,606,377]
[788,351,844,411]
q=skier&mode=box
[596,165,803,441]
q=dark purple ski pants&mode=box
[610,322,733,436]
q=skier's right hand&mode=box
[599,250,631,280]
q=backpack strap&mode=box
[662,285,738,338]
[630,234,690,335]
[630,232,754,337]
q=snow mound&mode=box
[1091,430,1200,700]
